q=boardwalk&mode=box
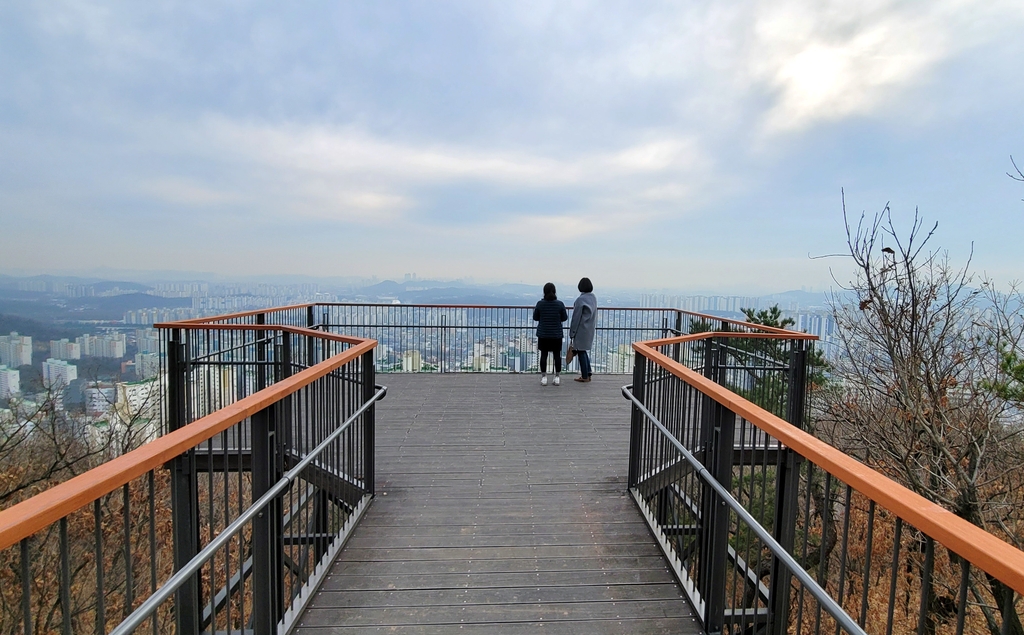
[295,374,699,634]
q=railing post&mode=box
[250,403,282,635]
[672,310,683,362]
[362,350,376,496]
[770,448,799,635]
[278,334,294,463]
[306,305,316,367]
[252,322,283,635]
[167,330,200,635]
[700,337,733,635]
[440,314,447,374]
[786,340,808,431]
[628,349,647,489]
[768,339,808,635]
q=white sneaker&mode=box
[553,375,560,386]
[540,375,548,386]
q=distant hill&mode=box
[91,281,152,294]
[0,292,191,322]
[64,293,191,319]
[0,314,88,341]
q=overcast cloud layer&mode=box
[1,1,1022,293]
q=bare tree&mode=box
[817,198,1024,635]
[0,383,102,508]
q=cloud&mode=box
[747,0,1024,132]
[138,177,246,206]
[171,116,712,235]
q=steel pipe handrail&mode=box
[0,325,377,551]
[621,385,867,635]
[632,335,1024,596]
[108,384,388,635]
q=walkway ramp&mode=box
[294,374,698,634]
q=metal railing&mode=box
[161,301,787,374]
[313,302,770,373]
[0,313,381,635]
[626,332,1024,635]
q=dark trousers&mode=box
[577,350,592,378]
[538,337,562,374]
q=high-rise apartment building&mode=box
[135,352,161,380]
[77,333,127,358]
[136,328,161,354]
[640,294,761,314]
[0,365,20,399]
[42,358,78,389]
[84,382,116,418]
[0,333,33,367]
[50,338,82,360]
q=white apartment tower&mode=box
[42,358,78,389]
[135,352,161,380]
[0,333,33,367]
[50,338,82,360]
[0,365,20,399]
[77,333,127,358]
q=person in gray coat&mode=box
[569,277,597,382]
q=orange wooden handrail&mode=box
[155,303,315,326]
[640,331,818,349]
[0,327,376,552]
[632,338,1024,596]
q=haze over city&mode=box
[1,2,1022,293]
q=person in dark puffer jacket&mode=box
[533,282,567,386]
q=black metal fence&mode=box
[316,303,754,374]
[0,318,381,635]
[626,334,1024,635]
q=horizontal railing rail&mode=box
[627,331,1024,635]
[0,317,380,635]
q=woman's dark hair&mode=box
[543,282,557,301]
[577,277,593,293]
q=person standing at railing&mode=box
[533,282,568,386]
[569,277,597,383]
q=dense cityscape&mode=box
[0,272,837,444]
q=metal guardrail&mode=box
[153,301,799,374]
[627,332,1024,635]
[314,302,781,374]
[0,316,380,635]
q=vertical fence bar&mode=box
[168,330,200,635]
[250,403,279,635]
[628,350,647,489]
[21,538,31,635]
[60,518,71,635]
[698,336,732,635]
[362,350,376,496]
[672,310,683,362]
[787,340,808,430]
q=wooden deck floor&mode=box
[294,373,700,634]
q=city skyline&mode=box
[2,3,1023,293]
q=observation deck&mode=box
[1,303,1022,635]
[295,373,696,633]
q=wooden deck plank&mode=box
[295,617,698,634]
[319,569,678,591]
[294,374,699,634]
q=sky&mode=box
[1,1,1022,294]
